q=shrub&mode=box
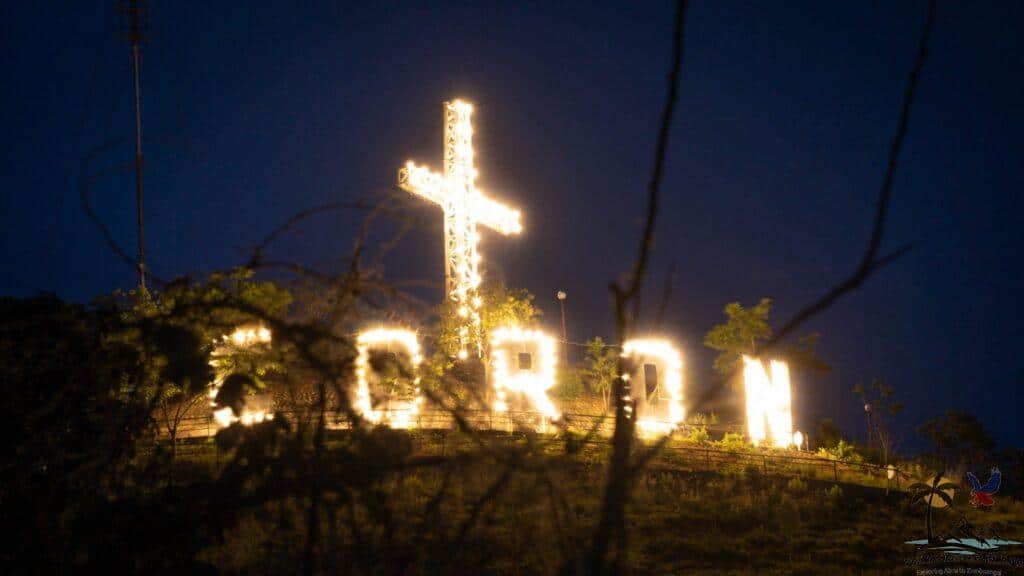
[817,439,862,463]
[741,462,762,481]
[826,485,844,502]
[718,432,748,452]
[786,477,807,494]
[685,426,710,445]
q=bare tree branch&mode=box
[622,0,688,327]
[584,2,689,574]
[248,200,372,268]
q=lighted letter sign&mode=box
[353,327,424,428]
[621,339,685,436]
[490,326,559,421]
[743,356,794,448]
[209,325,275,428]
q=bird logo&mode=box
[966,467,1001,508]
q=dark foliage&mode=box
[918,410,997,473]
[0,296,156,570]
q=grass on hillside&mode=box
[159,431,1024,574]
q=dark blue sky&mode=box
[2,2,1021,449]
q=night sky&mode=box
[2,2,1021,449]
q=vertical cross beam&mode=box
[443,101,477,305]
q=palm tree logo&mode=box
[908,471,957,543]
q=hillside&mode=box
[156,430,1024,574]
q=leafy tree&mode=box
[89,270,292,485]
[918,411,996,472]
[0,295,147,568]
[121,270,291,443]
[480,281,540,337]
[581,337,618,411]
[426,281,540,406]
[782,332,831,375]
[703,298,773,376]
[0,280,283,567]
[434,280,540,359]
[703,298,828,388]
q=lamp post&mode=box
[556,291,568,364]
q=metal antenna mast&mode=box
[120,0,150,288]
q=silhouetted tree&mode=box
[814,417,846,450]
[918,410,995,472]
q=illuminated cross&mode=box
[398,100,523,356]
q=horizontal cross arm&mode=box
[397,162,445,205]
[474,193,522,235]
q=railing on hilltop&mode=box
[158,408,906,491]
